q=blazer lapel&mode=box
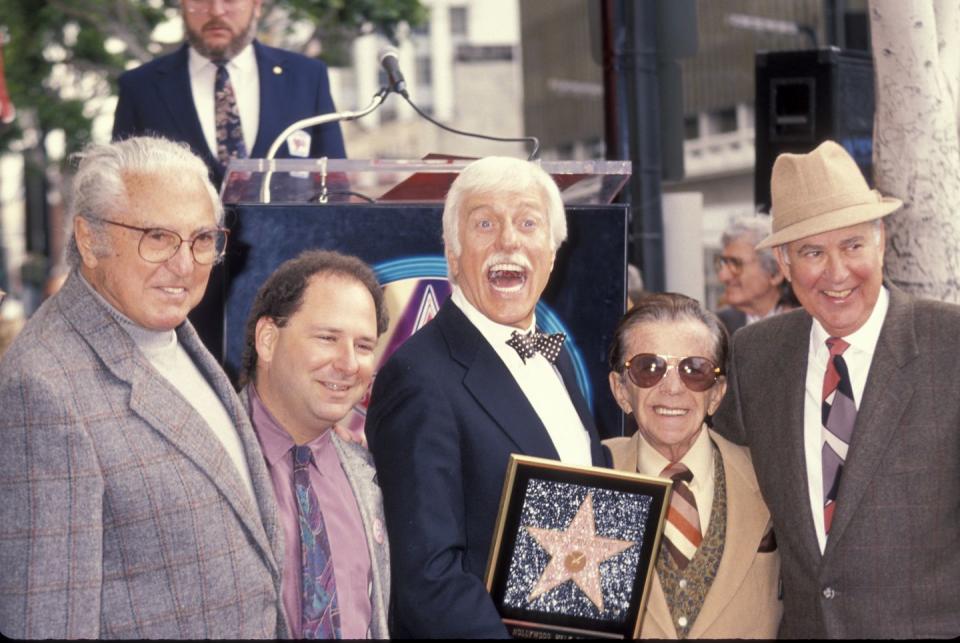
[125,333,278,577]
[690,434,770,637]
[330,435,390,637]
[437,301,560,459]
[180,328,282,577]
[823,288,918,556]
[154,45,214,164]
[749,312,823,566]
[251,41,286,157]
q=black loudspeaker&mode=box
[755,48,874,212]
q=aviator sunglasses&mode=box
[622,353,721,392]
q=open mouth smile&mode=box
[488,262,527,293]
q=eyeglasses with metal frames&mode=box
[622,353,721,392]
[85,216,229,265]
[713,254,757,276]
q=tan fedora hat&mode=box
[756,140,902,249]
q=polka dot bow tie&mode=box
[506,329,566,364]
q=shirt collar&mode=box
[247,383,332,468]
[636,425,713,489]
[450,285,536,344]
[188,41,256,74]
[811,285,889,355]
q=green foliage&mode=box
[0,0,167,157]
[283,0,427,42]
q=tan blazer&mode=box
[604,430,782,639]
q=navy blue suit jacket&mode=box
[113,41,346,187]
[365,299,608,638]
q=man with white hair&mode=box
[714,140,960,638]
[0,137,285,638]
[365,156,607,638]
[714,214,791,335]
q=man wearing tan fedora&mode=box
[714,140,960,638]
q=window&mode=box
[450,6,468,36]
[416,55,432,86]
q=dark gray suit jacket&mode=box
[713,287,960,638]
[716,306,747,336]
[0,272,286,638]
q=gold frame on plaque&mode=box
[484,454,672,639]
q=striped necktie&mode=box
[293,445,341,639]
[822,337,855,535]
[661,462,701,569]
[214,62,247,170]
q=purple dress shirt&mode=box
[248,385,372,638]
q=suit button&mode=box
[822,587,836,599]
[678,579,688,589]
[677,616,688,628]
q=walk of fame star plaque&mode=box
[484,455,671,639]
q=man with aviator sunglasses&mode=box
[713,141,960,638]
[604,293,781,638]
[0,137,286,638]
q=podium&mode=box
[195,158,631,438]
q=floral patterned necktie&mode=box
[214,62,247,170]
[293,445,341,639]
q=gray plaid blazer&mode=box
[714,286,960,638]
[0,272,287,639]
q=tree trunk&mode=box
[870,0,960,301]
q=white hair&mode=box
[441,156,567,260]
[721,214,779,276]
[66,136,221,268]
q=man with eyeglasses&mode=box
[365,157,607,638]
[0,137,286,639]
[713,214,793,336]
[113,0,345,188]
[713,141,960,638]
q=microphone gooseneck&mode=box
[377,49,540,160]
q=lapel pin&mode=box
[273,66,282,75]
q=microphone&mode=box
[379,49,409,98]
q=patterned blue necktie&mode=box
[293,445,341,639]
[214,63,247,170]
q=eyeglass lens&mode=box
[713,255,744,274]
[625,353,718,392]
[139,228,227,265]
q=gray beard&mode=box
[186,17,258,62]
